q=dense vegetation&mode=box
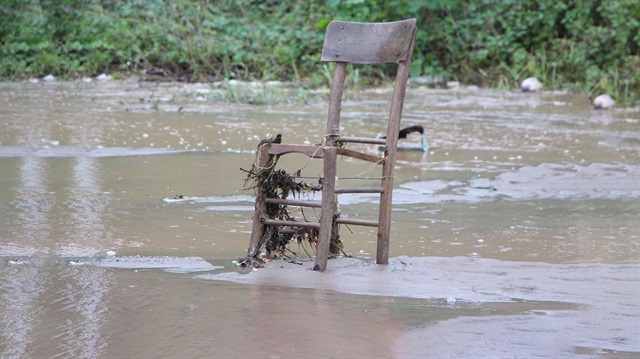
[1,0,638,105]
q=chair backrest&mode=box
[321,19,417,65]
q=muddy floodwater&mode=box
[1,80,638,358]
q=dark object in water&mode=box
[380,125,427,151]
[398,125,424,139]
[380,125,424,139]
[257,134,282,148]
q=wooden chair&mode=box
[247,19,417,271]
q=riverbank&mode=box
[2,1,638,106]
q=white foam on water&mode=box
[89,255,221,273]
[0,146,200,158]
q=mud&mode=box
[200,256,639,357]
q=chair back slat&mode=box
[321,19,417,64]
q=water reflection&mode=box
[1,157,51,358]
[49,266,113,359]
[0,263,48,358]
[1,153,114,357]
[52,156,113,357]
[8,157,53,254]
[246,285,403,358]
[59,156,111,256]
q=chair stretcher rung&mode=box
[337,148,383,164]
[261,218,320,229]
[336,137,386,145]
[264,198,322,208]
[336,218,379,227]
[262,217,378,228]
[335,187,384,194]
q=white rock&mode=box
[521,77,542,92]
[28,78,39,83]
[446,81,459,89]
[96,73,112,81]
[592,94,615,109]
[409,76,440,85]
[106,250,116,257]
[43,74,56,82]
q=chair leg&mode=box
[314,147,338,272]
[376,58,412,265]
[248,144,273,258]
[377,162,394,265]
[248,216,264,257]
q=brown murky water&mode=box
[1,81,638,358]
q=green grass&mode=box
[1,0,638,106]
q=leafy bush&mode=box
[326,0,639,105]
[1,0,638,105]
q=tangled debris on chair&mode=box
[239,138,342,268]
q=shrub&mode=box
[1,0,637,105]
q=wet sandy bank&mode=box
[200,256,640,356]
